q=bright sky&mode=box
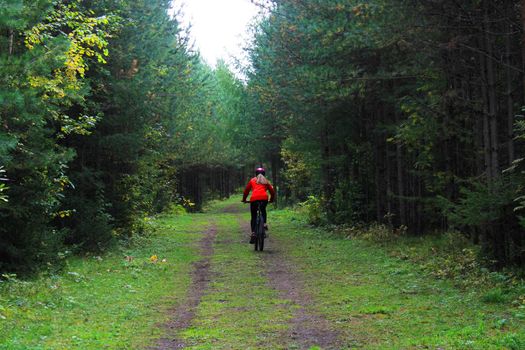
[172,0,260,67]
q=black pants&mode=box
[250,200,268,232]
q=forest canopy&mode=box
[246,0,525,267]
[1,0,525,273]
[0,0,253,273]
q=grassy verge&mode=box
[271,209,525,350]
[0,214,206,350]
[2,198,524,349]
[179,210,293,349]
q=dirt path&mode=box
[150,201,518,349]
[239,218,341,349]
[152,223,217,349]
[151,202,341,349]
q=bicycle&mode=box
[253,201,266,251]
[243,201,266,251]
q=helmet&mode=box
[255,167,266,176]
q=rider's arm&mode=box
[242,180,252,202]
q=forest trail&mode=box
[152,201,343,349]
[146,199,524,349]
[153,223,218,349]
[1,198,523,349]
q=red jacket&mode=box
[243,177,275,202]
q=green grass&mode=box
[179,211,293,349]
[1,198,525,349]
[270,209,525,349]
[0,214,206,350]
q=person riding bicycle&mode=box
[242,167,275,244]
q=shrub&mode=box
[481,288,508,304]
[333,179,370,225]
[0,166,8,203]
[63,196,114,251]
[281,144,315,202]
[164,203,188,216]
[360,223,400,243]
[299,195,325,225]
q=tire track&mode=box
[151,223,217,349]
[238,216,341,349]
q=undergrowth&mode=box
[296,202,525,309]
[275,207,525,349]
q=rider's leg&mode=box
[261,200,268,230]
[260,201,268,222]
[250,201,257,232]
[249,201,257,243]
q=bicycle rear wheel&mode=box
[256,217,265,251]
[254,217,260,251]
[258,232,264,251]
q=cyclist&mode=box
[242,167,275,244]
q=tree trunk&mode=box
[506,23,515,164]
[375,136,384,222]
[385,142,393,228]
[321,120,335,220]
[521,0,525,102]
[473,84,484,176]
[480,53,492,181]
[8,29,14,56]
[395,109,406,227]
[484,15,499,179]
[271,155,278,200]
[396,142,406,227]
